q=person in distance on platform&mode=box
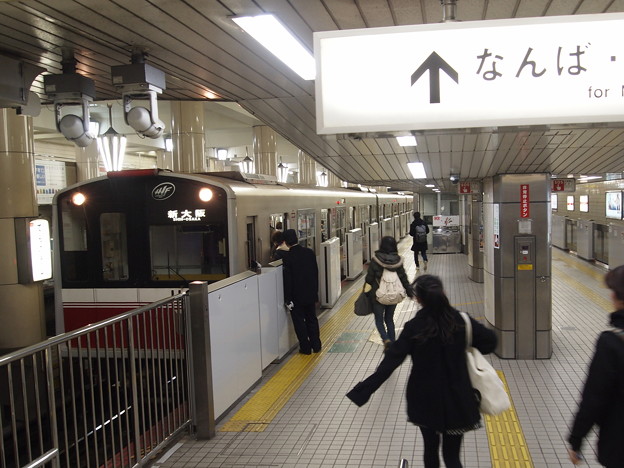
[282,229,321,355]
[364,235,413,350]
[347,274,497,468]
[410,212,430,272]
[567,265,624,467]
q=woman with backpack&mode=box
[410,212,430,271]
[365,236,413,350]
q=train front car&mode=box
[53,169,230,333]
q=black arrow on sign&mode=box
[411,52,459,104]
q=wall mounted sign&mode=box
[315,13,624,133]
[551,178,576,192]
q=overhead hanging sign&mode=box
[551,178,576,192]
[314,13,624,134]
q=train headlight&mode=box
[198,188,213,202]
[71,192,86,206]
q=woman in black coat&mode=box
[567,265,624,467]
[347,274,497,468]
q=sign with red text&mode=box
[458,181,481,194]
[433,215,460,227]
[520,184,530,218]
[551,178,576,193]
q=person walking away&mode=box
[365,236,413,350]
[270,230,289,261]
[347,274,497,468]
[410,212,430,271]
[567,265,624,467]
[282,229,321,355]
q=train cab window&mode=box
[296,209,316,252]
[149,224,228,282]
[100,213,129,281]
[60,199,89,282]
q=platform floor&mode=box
[149,240,612,468]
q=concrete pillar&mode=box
[483,174,551,359]
[328,171,340,187]
[75,141,99,181]
[157,148,174,171]
[170,101,206,173]
[298,150,316,185]
[0,109,46,350]
[252,126,277,176]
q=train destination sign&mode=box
[315,13,624,134]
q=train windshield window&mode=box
[100,213,129,281]
[60,199,89,282]
[149,224,228,282]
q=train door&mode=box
[246,216,258,269]
[359,205,370,262]
[335,206,347,278]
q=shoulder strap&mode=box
[460,312,472,349]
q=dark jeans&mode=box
[372,300,396,342]
[413,244,428,267]
[419,427,463,468]
[290,302,321,353]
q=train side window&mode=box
[100,213,129,281]
[296,209,316,252]
[60,199,89,282]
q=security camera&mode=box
[450,174,460,184]
[111,60,166,139]
[123,89,165,138]
[44,73,96,147]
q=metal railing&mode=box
[0,293,192,468]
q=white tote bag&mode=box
[460,312,510,416]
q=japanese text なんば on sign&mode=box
[315,13,624,134]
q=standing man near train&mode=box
[282,229,322,354]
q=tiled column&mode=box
[0,109,45,350]
[252,125,276,176]
[298,150,316,185]
[75,141,99,181]
[170,101,206,173]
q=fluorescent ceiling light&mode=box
[425,184,435,188]
[578,175,602,181]
[396,136,417,147]
[232,14,316,80]
[407,162,427,179]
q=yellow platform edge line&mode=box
[220,292,359,432]
[486,371,534,468]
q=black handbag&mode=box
[354,289,372,316]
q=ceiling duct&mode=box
[441,0,458,23]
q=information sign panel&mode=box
[315,13,624,133]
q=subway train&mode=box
[53,169,413,333]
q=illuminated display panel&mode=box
[606,191,622,219]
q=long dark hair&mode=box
[606,265,624,303]
[379,236,398,253]
[411,275,458,343]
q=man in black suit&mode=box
[282,229,321,354]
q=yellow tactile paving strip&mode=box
[552,249,611,312]
[220,287,533,468]
[219,292,359,432]
[485,372,533,468]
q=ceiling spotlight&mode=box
[111,53,166,139]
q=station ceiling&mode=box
[1,0,624,193]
